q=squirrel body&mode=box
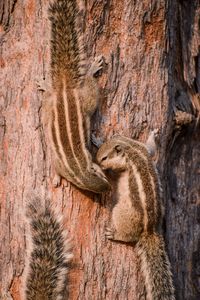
[41,0,110,193]
[25,197,72,300]
[97,132,175,300]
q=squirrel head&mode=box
[97,137,127,172]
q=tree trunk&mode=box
[0,0,199,299]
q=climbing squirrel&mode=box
[25,197,73,300]
[96,130,175,300]
[39,0,110,193]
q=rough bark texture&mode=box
[0,0,199,300]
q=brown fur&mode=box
[96,132,175,299]
[25,197,73,300]
[137,233,175,300]
[49,0,86,87]
[126,146,158,232]
[41,0,110,193]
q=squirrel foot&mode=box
[62,178,69,187]
[89,55,104,77]
[52,174,62,188]
[105,226,115,240]
[91,133,104,148]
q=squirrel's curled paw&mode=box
[105,226,115,240]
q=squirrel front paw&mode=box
[91,163,107,180]
[91,133,104,148]
[146,128,159,157]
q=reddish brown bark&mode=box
[0,0,199,299]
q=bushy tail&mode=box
[25,197,73,300]
[49,0,86,86]
[136,233,175,300]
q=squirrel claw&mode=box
[152,128,159,139]
[90,55,104,76]
[62,179,69,187]
[90,164,108,181]
[146,128,159,157]
[105,227,115,240]
[91,133,104,148]
[52,174,62,188]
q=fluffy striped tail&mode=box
[136,233,175,300]
[25,197,73,300]
[49,0,86,86]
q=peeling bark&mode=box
[0,0,199,299]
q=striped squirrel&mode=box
[25,197,73,300]
[96,130,175,300]
[39,0,110,193]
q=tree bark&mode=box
[0,0,199,299]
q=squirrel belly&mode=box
[42,0,110,193]
[25,197,73,300]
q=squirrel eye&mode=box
[101,156,107,162]
[115,145,122,154]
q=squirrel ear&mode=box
[114,145,122,154]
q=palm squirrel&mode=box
[39,0,110,193]
[96,131,175,300]
[25,197,73,300]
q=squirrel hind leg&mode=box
[38,79,55,129]
[81,55,105,118]
[52,159,71,188]
[91,133,104,149]
[51,159,64,188]
[81,57,103,112]
[52,173,62,188]
[88,55,104,77]
[41,97,54,128]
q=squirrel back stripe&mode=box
[50,111,85,187]
[97,132,175,299]
[111,137,160,232]
[49,0,86,87]
[25,198,73,300]
[115,136,162,230]
[54,89,86,174]
[44,0,110,192]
